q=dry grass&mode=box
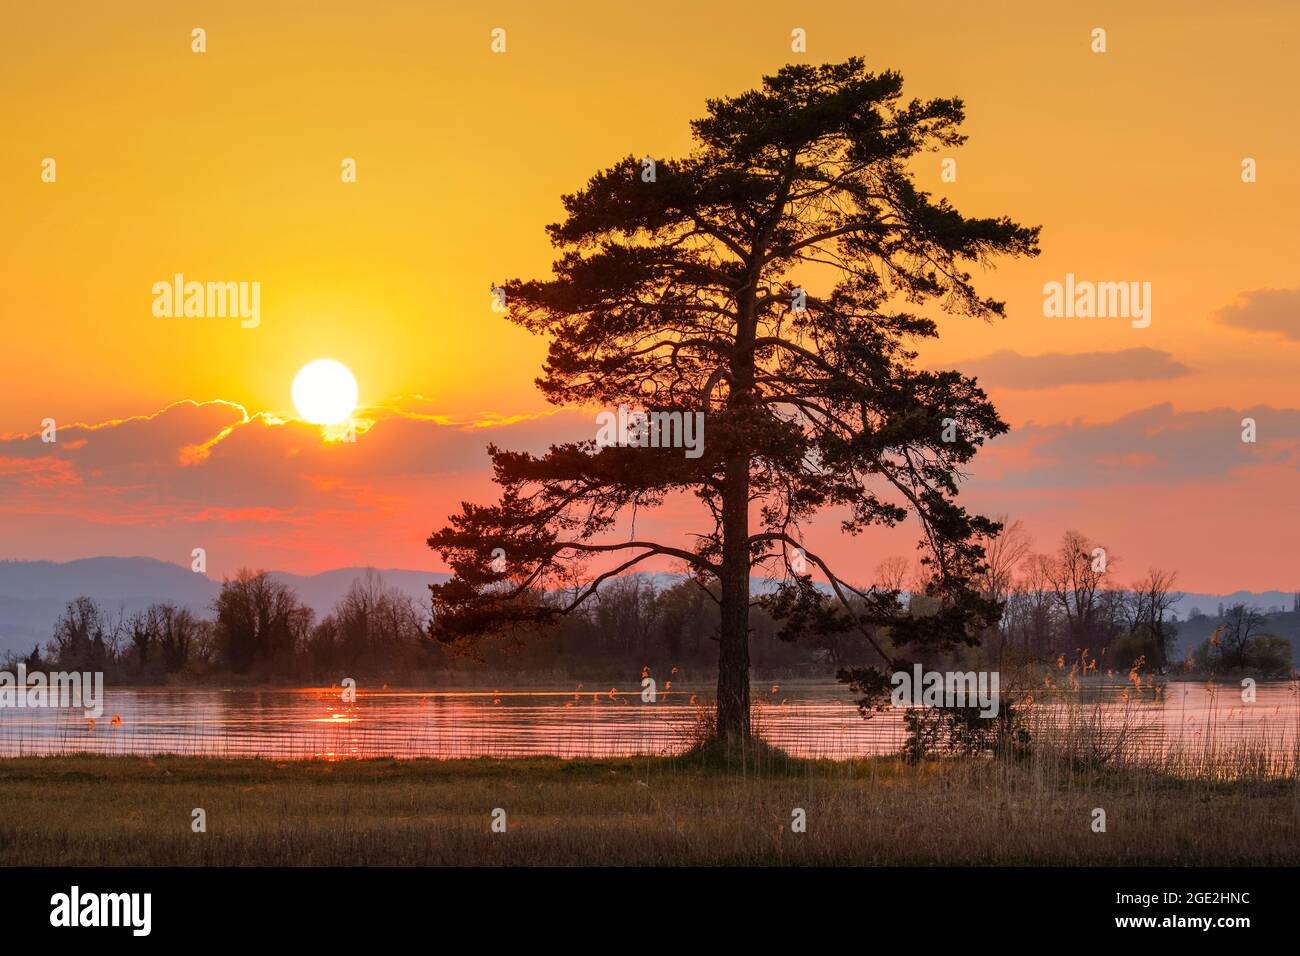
[0,750,1296,866]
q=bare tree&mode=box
[979,516,1031,606]
[1040,530,1111,651]
[978,516,1031,661]
[1218,603,1265,669]
[872,556,911,593]
[325,570,425,670]
[1014,553,1059,657]
[47,597,113,670]
[593,575,662,658]
[1128,568,1182,668]
[213,570,313,674]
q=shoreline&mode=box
[2,672,1290,691]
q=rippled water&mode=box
[0,680,1296,766]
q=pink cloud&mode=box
[0,399,592,576]
[0,398,1295,591]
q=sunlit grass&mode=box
[0,751,1295,866]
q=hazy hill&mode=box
[1173,609,1300,659]
[0,558,448,656]
[0,557,1294,660]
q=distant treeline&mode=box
[5,526,1294,683]
[970,526,1293,677]
[3,569,866,684]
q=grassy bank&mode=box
[0,751,1296,865]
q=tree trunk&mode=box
[715,279,757,744]
[715,449,751,743]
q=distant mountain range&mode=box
[0,557,1295,657]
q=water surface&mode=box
[1,680,1295,768]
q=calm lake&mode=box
[1,679,1296,768]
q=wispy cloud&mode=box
[1213,288,1300,342]
[0,399,593,572]
[978,403,1300,488]
[956,348,1190,390]
[2,398,1297,589]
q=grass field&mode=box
[1,749,1297,865]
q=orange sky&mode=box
[2,1,1298,591]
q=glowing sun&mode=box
[292,359,358,425]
